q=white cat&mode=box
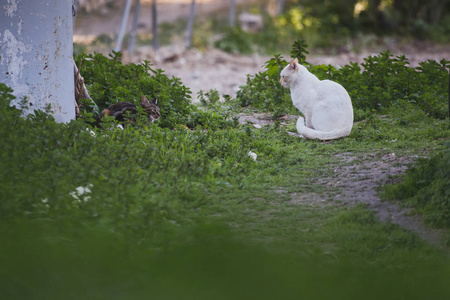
[280,58,354,140]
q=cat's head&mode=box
[140,95,161,124]
[279,58,299,87]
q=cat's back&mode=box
[100,102,137,119]
[317,79,351,102]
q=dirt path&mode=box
[324,153,447,248]
[238,114,448,249]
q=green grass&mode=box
[3,102,448,299]
[1,46,450,299]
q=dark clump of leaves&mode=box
[235,40,450,120]
[290,39,310,64]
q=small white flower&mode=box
[247,151,257,161]
[86,128,96,137]
[76,184,92,195]
[41,198,48,204]
[70,184,93,202]
[116,124,124,130]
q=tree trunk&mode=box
[0,0,75,123]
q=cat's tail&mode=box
[296,117,352,141]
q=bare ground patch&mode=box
[314,152,447,249]
[239,115,447,249]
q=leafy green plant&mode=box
[75,52,232,129]
[0,83,15,105]
[198,89,220,106]
[76,51,192,128]
[235,40,450,121]
[235,53,292,117]
[290,39,310,65]
[325,52,450,118]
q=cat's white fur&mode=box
[280,58,354,140]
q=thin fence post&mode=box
[277,0,285,15]
[129,0,141,55]
[114,0,133,52]
[152,0,160,51]
[229,0,236,26]
[185,0,196,48]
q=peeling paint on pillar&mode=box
[0,0,75,123]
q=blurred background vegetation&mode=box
[215,0,450,54]
[74,0,450,56]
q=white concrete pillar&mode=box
[0,0,75,123]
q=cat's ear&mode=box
[289,58,298,71]
[141,95,151,106]
[151,98,158,105]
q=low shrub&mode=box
[75,51,232,130]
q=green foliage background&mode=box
[214,0,450,54]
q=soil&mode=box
[74,1,450,249]
[323,152,447,248]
